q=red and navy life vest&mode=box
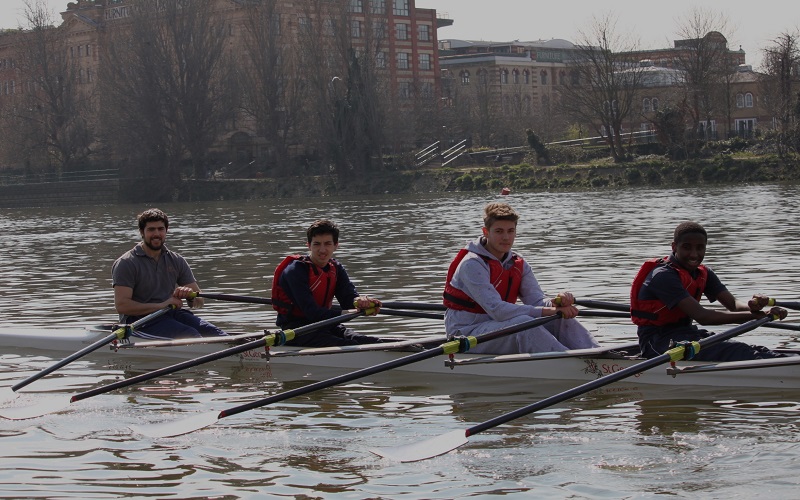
[629,256,708,326]
[442,248,524,313]
[271,255,337,318]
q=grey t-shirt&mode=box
[111,243,196,310]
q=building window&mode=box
[371,0,386,14]
[420,81,433,98]
[396,23,408,40]
[523,70,530,84]
[500,69,508,84]
[351,20,362,38]
[652,98,659,112]
[478,69,488,84]
[396,52,409,69]
[373,21,386,39]
[393,0,409,16]
[643,98,651,113]
[349,0,363,13]
[460,70,470,85]
[540,70,548,85]
[375,51,386,68]
[418,24,430,41]
[570,70,580,86]
[419,53,431,70]
[398,81,411,99]
[559,71,566,85]
[745,92,754,107]
[299,17,311,34]
[736,93,744,108]
[512,69,519,84]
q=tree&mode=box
[671,8,737,145]
[760,30,800,156]
[239,0,304,176]
[558,14,645,162]
[99,0,236,186]
[1,0,95,174]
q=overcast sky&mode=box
[2,0,796,69]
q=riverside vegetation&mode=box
[183,137,800,201]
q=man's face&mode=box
[482,219,516,260]
[307,233,338,268]
[141,221,167,252]
[671,233,706,271]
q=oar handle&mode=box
[574,299,630,312]
[465,315,775,437]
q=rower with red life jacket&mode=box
[271,219,383,348]
[443,202,599,355]
[631,221,788,362]
[443,248,524,313]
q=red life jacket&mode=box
[630,256,708,326]
[442,248,524,313]
[271,255,337,317]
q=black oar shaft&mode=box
[773,300,800,311]
[198,293,272,305]
[574,300,630,312]
[218,313,562,419]
[70,311,364,403]
[465,316,773,436]
[11,307,172,392]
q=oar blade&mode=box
[370,429,468,462]
[0,387,18,405]
[0,397,71,420]
[132,410,221,438]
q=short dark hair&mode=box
[484,202,519,229]
[307,219,339,244]
[137,208,169,232]
[673,221,707,243]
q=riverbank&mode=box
[179,153,800,202]
[1,153,797,207]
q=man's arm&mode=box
[114,285,182,316]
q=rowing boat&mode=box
[2,326,799,389]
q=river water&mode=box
[1,185,799,498]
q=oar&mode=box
[194,292,448,312]
[571,299,797,332]
[0,311,364,420]
[574,299,629,312]
[0,307,172,405]
[767,298,800,311]
[370,314,777,462]
[131,313,563,438]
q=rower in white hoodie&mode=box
[443,202,599,354]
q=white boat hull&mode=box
[1,327,799,389]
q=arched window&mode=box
[523,70,530,84]
[652,98,659,112]
[500,69,509,84]
[643,98,651,113]
[478,69,488,84]
[745,93,754,107]
[512,69,520,84]
[460,70,470,85]
[540,70,548,85]
[736,93,744,108]
[559,70,566,85]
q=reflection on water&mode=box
[2,185,800,497]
